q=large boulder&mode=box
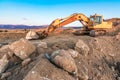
[9,38,36,60]
[75,39,89,56]
[0,54,9,74]
[51,50,78,75]
[26,31,39,40]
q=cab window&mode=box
[90,17,94,21]
[95,16,102,23]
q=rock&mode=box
[1,72,11,79]
[0,44,2,48]
[116,32,120,40]
[67,49,79,58]
[0,45,14,58]
[9,38,36,60]
[26,31,39,40]
[22,58,31,67]
[8,56,22,67]
[75,39,89,56]
[77,74,89,80]
[24,70,51,80]
[37,41,48,48]
[117,77,120,80]
[0,43,8,48]
[37,48,52,55]
[0,55,9,74]
[51,50,78,75]
[36,41,52,54]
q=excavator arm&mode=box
[40,13,90,38]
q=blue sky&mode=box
[0,0,120,26]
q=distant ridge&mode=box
[0,24,48,29]
[0,24,82,29]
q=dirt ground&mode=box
[0,18,120,80]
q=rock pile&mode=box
[0,38,36,79]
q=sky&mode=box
[0,0,120,26]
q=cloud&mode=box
[22,18,28,20]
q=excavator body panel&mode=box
[88,22,112,30]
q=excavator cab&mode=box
[90,14,103,26]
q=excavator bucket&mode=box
[39,30,48,39]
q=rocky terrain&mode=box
[0,18,120,80]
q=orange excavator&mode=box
[40,13,112,38]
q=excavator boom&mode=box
[41,13,90,38]
[47,13,89,33]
